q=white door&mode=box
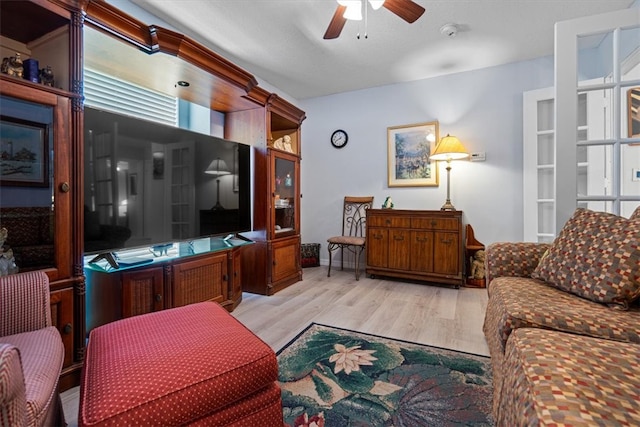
[555,7,640,231]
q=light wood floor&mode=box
[61,266,490,426]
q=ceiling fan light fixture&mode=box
[368,0,385,10]
[342,1,363,20]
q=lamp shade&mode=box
[430,134,469,161]
[204,158,230,176]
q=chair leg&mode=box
[355,249,360,281]
[327,245,333,277]
[340,247,344,271]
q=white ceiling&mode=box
[127,0,635,100]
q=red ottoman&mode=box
[79,302,283,426]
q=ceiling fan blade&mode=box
[383,0,425,23]
[324,5,348,39]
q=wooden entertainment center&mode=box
[0,0,305,390]
[84,237,249,334]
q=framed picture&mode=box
[152,151,164,179]
[0,116,49,187]
[388,121,439,187]
[628,86,640,139]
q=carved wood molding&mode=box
[83,0,258,95]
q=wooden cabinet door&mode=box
[410,231,434,272]
[173,253,228,307]
[232,251,242,298]
[122,267,164,318]
[367,227,388,268]
[434,231,459,275]
[50,288,74,367]
[272,239,299,283]
[389,229,410,270]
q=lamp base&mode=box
[211,202,225,211]
[440,201,456,211]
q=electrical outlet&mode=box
[470,152,486,162]
[633,168,640,182]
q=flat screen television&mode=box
[83,106,251,257]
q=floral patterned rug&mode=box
[277,323,493,427]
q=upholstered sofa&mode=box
[0,270,66,426]
[483,207,640,425]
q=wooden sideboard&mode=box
[366,209,464,288]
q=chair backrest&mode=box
[0,270,51,337]
[342,196,374,238]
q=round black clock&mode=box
[331,129,348,149]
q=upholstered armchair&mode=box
[0,271,66,427]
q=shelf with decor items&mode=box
[84,236,251,334]
[0,0,85,392]
[239,96,306,295]
[366,209,464,288]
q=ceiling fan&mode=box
[324,0,426,40]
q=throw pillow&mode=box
[532,208,640,309]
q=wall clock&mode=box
[331,129,348,149]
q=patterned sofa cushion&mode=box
[484,277,640,355]
[483,276,640,420]
[499,328,640,426]
[531,208,640,309]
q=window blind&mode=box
[84,68,178,127]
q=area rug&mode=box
[277,323,493,427]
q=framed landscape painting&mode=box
[0,116,49,187]
[388,121,439,187]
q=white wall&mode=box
[299,56,554,263]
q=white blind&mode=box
[84,68,178,127]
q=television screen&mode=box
[83,106,251,255]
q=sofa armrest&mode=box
[485,242,550,287]
[0,271,51,336]
[0,343,27,427]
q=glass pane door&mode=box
[555,8,640,229]
[274,156,296,235]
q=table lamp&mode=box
[205,158,230,210]
[430,134,469,211]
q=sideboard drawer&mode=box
[368,215,411,228]
[411,217,459,230]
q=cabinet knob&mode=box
[223,274,229,281]
[155,294,162,302]
[430,220,437,227]
[62,323,72,335]
[394,235,404,241]
[385,219,391,225]
[60,182,70,193]
[441,239,452,244]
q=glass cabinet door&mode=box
[0,85,72,280]
[273,154,297,237]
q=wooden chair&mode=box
[327,196,374,280]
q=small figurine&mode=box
[1,53,24,78]
[470,250,486,279]
[0,228,18,276]
[273,137,284,150]
[382,196,394,209]
[283,135,294,153]
[40,65,55,87]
